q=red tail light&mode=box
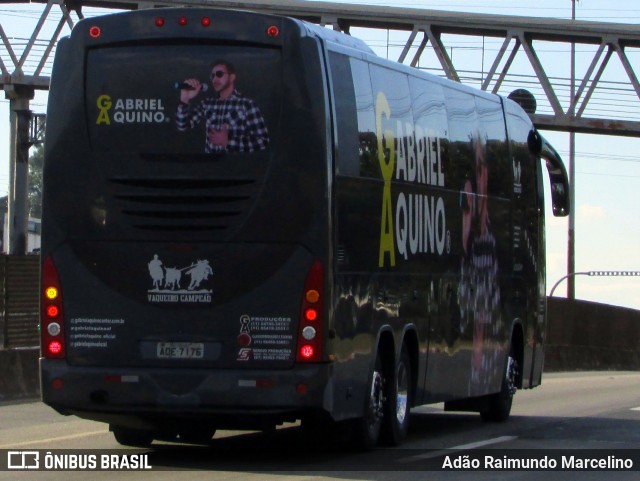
[296,260,323,363]
[42,256,66,359]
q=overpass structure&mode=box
[1,0,640,253]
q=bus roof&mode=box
[300,21,375,55]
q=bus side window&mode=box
[408,75,448,185]
[475,96,510,198]
[369,63,413,182]
[329,52,360,177]
[444,86,479,189]
[350,58,378,178]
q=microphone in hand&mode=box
[174,81,209,92]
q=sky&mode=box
[1,0,639,309]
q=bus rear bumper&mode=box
[40,358,335,430]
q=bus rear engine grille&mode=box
[109,177,256,232]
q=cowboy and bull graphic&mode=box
[147,255,213,303]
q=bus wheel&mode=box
[381,347,411,445]
[111,426,154,447]
[350,353,385,450]
[481,355,518,422]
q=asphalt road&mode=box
[1,371,639,480]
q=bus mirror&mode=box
[528,130,570,217]
[527,129,542,154]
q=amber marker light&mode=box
[45,286,59,300]
[306,289,320,304]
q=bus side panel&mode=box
[328,49,516,412]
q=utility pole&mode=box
[5,84,34,255]
[567,0,578,299]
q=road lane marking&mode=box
[399,435,518,463]
[0,430,107,449]
[448,435,519,450]
[631,407,640,411]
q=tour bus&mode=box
[40,7,570,448]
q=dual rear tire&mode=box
[351,346,412,449]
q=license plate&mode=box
[157,342,204,359]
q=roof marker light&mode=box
[267,25,280,37]
[89,26,101,39]
[155,17,165,27]
[178,16,188,26]
[201,16,211,27]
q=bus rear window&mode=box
[86,44,281,155]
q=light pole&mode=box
[549,271,640,298]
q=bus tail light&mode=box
[296,260,323,363]
[42,256,66,359]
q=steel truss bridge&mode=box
[1,0,640,254]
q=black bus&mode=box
[40,7,569,448]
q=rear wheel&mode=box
[481,355,518,422]
[381,347,411,445]
[350,353,385,450]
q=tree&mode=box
[28,117,45,219]
[29,141,43,219]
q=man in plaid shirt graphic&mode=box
[176,60,270,153]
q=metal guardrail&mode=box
[0,254,40,349]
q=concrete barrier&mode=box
[545,297,640,371]
[1,298,638,401]
[0,348,39,402]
